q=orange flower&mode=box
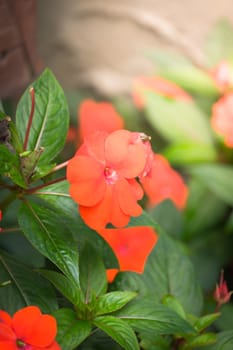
[98,226,158,282]
[210,60,233,91]
[211,93,233,147]
[0,305,60,350]
[140,154,188,209]
[79,100,124,140]
[133,76,192,108]
[67,130,150,229]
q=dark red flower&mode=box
[0,305,60,350]
[98,226,158,282]
[67,130,150,229]
[140,154,188,209]
[214,270,233,308]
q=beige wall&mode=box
[37,0,233,96]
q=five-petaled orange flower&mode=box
[67,129,151,229]
[79,100,124,141]
[140,154,188,209]
[211,93,233,148]
[0,305,60,350]
[133,75,192,108]
[98,226,158,282]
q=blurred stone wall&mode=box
[37,0,233,97]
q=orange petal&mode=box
[0,310,12,326]
[12,306,57,347]
[77,131,108,162]
[105,130,146,178]
[79,100,124,140]
[67,156,102,183]
[79,185,113,230]
[0,323,15,342]
[0,340,18,350]
[116,178,142,216]
[101,227,158,274]
[106,269,119,283]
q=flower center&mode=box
[16,339,31,350]
[104,167,119,185]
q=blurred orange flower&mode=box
[0,305,60,350]
[133,76,192,108]
[140,154,188,209]
[211,93,233,148]
[79,100,124,140]
[210,61,233,91]
[98,226,158,282]
[67,130,151,229]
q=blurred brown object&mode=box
[0,0,43,99]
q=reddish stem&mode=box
[23,87,35,151]
[26,176,66,194]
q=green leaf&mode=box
[114,233,203,315]
[144,92,215,146]
[35,181,119,269]
[184,178,228,238]
[162,294,186,320]
[18,201,80,288]
[188,164,233,206]
[147,50,219,96]
[95,291,137,316]
[193,313,220,332]
[16,68,69,165]
[184,333,217,348]
[205,19,233,66]
[38,269,81,306]
[114,299,195,335]
[54,308,91,350]
[93,315,140,350]
[0,250,57,314]
[79,242,107,301]
[0,144,26,188]
[163,142,217,165]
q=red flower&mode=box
[140,154,188,209]
[98,226,158,282]
[133,76,192,108]
[214,270,233,309]
[67,129,150,229]
[211,93,233,147]
[79,100,124,140]
[0,305,60,350]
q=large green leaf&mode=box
[0,250,57,314]
[16,68,69,165]
[163,142,217,165]
[79,242,108,301]
[93,315,139,350]
[54,308,91,350]
[36,181,118,269]
[144,92,215,146]
[114,299,195,336]
[188,164,233,206]
[114,233,203,315]
[18,200,80,288]
[95,291,137,316]
[205,331,233,350]
[38,270,81,306]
